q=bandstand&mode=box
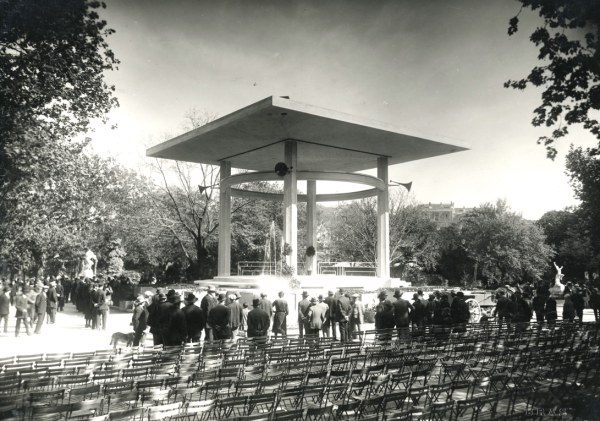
[146,96,468,292]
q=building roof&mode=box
[146,96,469,173]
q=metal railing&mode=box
[237,261,305,276]
[317,262,377,276]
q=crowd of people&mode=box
[0,275,118,336]
[0,277,65,336]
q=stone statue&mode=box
[80,249,97,278]
[553,262,564,284]
[549,261,565,297]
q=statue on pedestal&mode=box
[549,261,565,297]
[80,250,97,279]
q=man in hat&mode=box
[590,287,600,322]
[26,284,39,329]
[201,286,218,341]
[148,292,172,346]
[247,298,270,338]
[272,291,288,337]
[307,297,326,336]
[166,293,187,346]
[298,291,311,338]
[350,294,365,340]
[46,280,58,324]
[208,293,231,340]
[182,292,206,342]
[227,293,243,341]
[132,294,148,346]
[323,290,337,340]
[34,285,49,334]
[392,290,413,335]
[375,291,395,330]
[336,289,352,342]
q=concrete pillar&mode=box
[377,157,390,279]
[218,161,232,276]
[283,141,297,270]
[306,180,317,275]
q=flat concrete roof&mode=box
[146,96,469,172]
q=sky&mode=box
[85,0,600,220]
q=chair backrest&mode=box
[147,402,182,421]
[68,384,101,402]
[273,408,304,421]
[234,411,273,421]
[108,407,146,421]
[103,380,135,395]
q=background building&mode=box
[420,202,474,227]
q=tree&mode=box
[505,0,600,159]
[0,0,120,265]
[458,199,554,285]
[324,192,439,274]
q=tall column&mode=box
[377,157,390,279]
[218,161,231,277]
[283,141,298,270]
[306,180,317,275]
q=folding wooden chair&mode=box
[452,397,479,421]
[305,405,334,421]
[233,411,273,421]
[216,396,248,418]
[29,389,66,406]
[22,377,55,391]
[105,391,139,413]
[169,387,201,403]
[108,407,146,421]
[68,398,105,420]
[103,381,135,396]
[138,389,172,407]
[199,379,234,400]
[28,403,71,421]
[147,402,183,421]
[67,384,101,403]
[16,354,44,364]
[247,392,279,415]
[428,400,455,421]
[382,409,411,421]
[272,408,304,421]
[331,401,360,421]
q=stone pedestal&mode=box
[549,282,565,298]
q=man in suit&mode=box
[392,289,413,339]
[91,283,108,330]
[46,280,58,324]
[201,286,218,341]
[55,279,65,311]
[259,293,273,332]
[336,289,352,342]
[15,286,31,337]
[0,287,10,334]
[350,294,365,340]
[227,293,243,341]
[307,297,326,336]
[207,293,231,340]
[247,298,270,338]
[323,290,337,339]
[26,285,38,329]
[166,293,187,346]
[297,291,311,338]
[149,292,172,346]
[493,290,511,330]
[182,293,205,343]
[132,294,148,346]
[34,285,48,334]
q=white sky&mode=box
[85,0,600,220]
